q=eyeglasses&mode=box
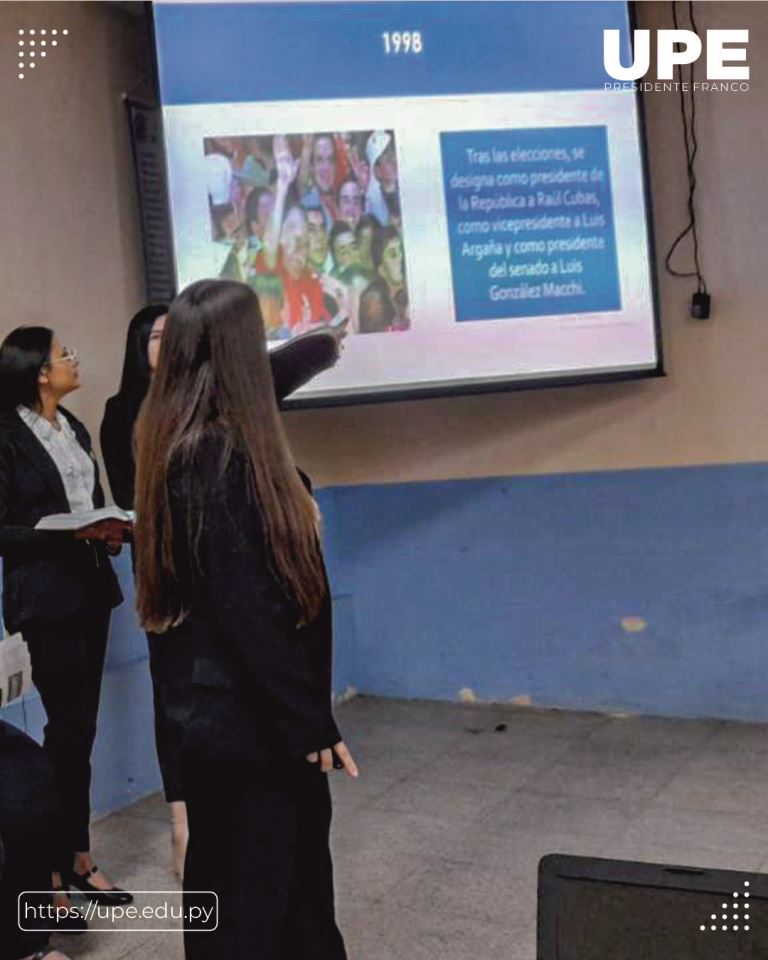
[48,347,78,366]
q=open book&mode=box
[35,507,135,532]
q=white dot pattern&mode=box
[16,27,68,77]
[701,881,754,934]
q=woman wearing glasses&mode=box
[0,327,131,928]
[100,304,347,878]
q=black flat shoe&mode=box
[66,865,133,905]
[50,885,88,933]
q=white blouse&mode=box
[17,405,96,513]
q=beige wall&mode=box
[2,2,766,493]
[1,1,148,434]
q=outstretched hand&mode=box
[273,135,299,192]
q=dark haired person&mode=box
[100,306,193,875]
[0,328,130,924]
[328,220,364,279]
[306,204,331,274]
[100,303,347,876]
[356,225,409,334]
[393,284,411,331]
[372,224,406,301]
[355,212,383,275]
[100,306,167,510]
[358,279,397,334]
[300,132,339,227]
[133,279,357,959]
[337,175,363,231]
[244,185,274,251]
[0,718,78,959]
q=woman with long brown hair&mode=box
[133,279,357,959]
[100,303,348,879]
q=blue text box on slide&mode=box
[441,126,622,322]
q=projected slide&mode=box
[153,1,660,403]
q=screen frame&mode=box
[148,0,664,410]
[537,853,764,959]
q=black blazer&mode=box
[0,408,123,634]
[101,332,338,510]
[167,435,341,759]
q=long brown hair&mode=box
[133,279,325,632]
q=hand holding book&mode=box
[36,507,135,545]
[73,519,132,544]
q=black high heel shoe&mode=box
[66,865,133,905]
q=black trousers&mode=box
[0,720,58,959]
[147,630,187,803]
[21,602,112,872]
[181,694,347,960]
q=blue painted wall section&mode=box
[3,461,768,817]
[325,464,768,720]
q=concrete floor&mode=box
[53,695,768,960]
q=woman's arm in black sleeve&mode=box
[0,440,76,560]
[100,397,137,510]
[269,331,338,404]
[171,457,341,756]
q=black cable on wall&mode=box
[664,1,710,318]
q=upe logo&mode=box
[604,29,749,81]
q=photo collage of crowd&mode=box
[204,130,410,340]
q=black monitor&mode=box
[538,854,765,959]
